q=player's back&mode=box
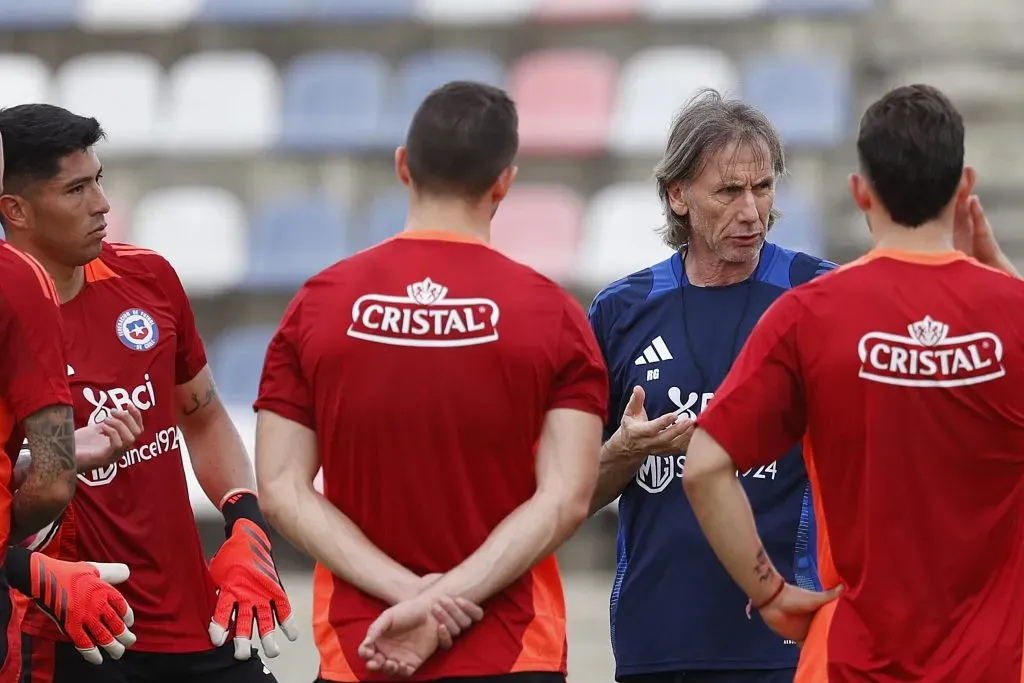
[796,249,1024,682]
[257,230,607,680]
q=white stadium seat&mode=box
[415,0,537,23]
[54,53,162,155]
[130,186,247,295]
[78,0,200,30]
[0,54,51,109]
[644,0,767,18]
[609,48,739,154]
[163,51,281,153]
[576,183,674,289]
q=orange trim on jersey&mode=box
[511,555,567,673]
[109,242,159,256]
[391,230,493,247]
[0,245,58,303]
[855,249,967,266]
[83,259,119,283]
[312,563,356,682]
[794,436,839,683]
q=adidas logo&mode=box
[634,336,673,365]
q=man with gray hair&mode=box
[587,89,835,683]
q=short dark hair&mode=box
[0,103,105,194]
[405,81,518,200]
[856,84,964,227]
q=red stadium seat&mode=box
[512,49,618,157]
[533,0,639,22]
[491,185,584,284]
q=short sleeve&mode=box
[150,256,208,384]
[0,246,72,420]
[254,292,315,429]
[695,291,807,471]
[587,298,621,442]
[549,293,610,422]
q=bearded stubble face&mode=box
[682,140,775,266]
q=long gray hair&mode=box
[654,89,787,250]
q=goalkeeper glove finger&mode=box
[208,518,297,660]
[23,552,136,665]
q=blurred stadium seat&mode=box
[311,0,415,19]
[767,0,872,13]
[742,53,850,147]
[280,51,389,152]
[366,189,409,248]
[576,183,673,288]
[533,0,639,22]
[0,0,75,27]
[208,325,277,405]
[644,0,767,18]
[417,0,537,23]
[55,53,162,155]
[245,195,350,289]
[79,0,199,29]
[131,187,248,295]
[164,51,281,153]
[492,185,584,283]
[610,48,739,154]
[380,49,506,147]
[199,0,300,23]
[0,55,51,110]
[771,185,825,256]
[512,49,617,157]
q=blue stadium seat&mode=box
[771,186,825,257]
[366,190,409,248]
[280,51,389,152]
[245,196,349,290]
[767,0,871,14]
[742,54,850,148]
[0,0,76,27]
[380,50,506,148]
[209,326,278,406]
[307,0,414,19]
[199,0,301,23]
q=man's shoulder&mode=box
[99,241,177,282]
[589,255,672,323]
[0,242,59,305]
[761,242,837,290]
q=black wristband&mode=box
[221,491,271,539]
[5,546,34,596]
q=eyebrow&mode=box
[61,166,102,191]
[720,176,774,189]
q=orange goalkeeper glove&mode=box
[6,547,136,665]
[208,491,297,661]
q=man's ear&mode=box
[0,195,29,232]
[849,173,872,213]
[667,181,689,219]
[395,147,411,187]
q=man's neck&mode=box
[404,199,491,243]
[683,243,760,287]
[871,218,954,254]
[11,243,84,303]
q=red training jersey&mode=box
[697,249,1024,683]
[0,242,72,557]
[255,230,608,682]
[21,242,215,653]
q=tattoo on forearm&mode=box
[754,548,775,584]
[12,405,76,539]
[182,384,217,416]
